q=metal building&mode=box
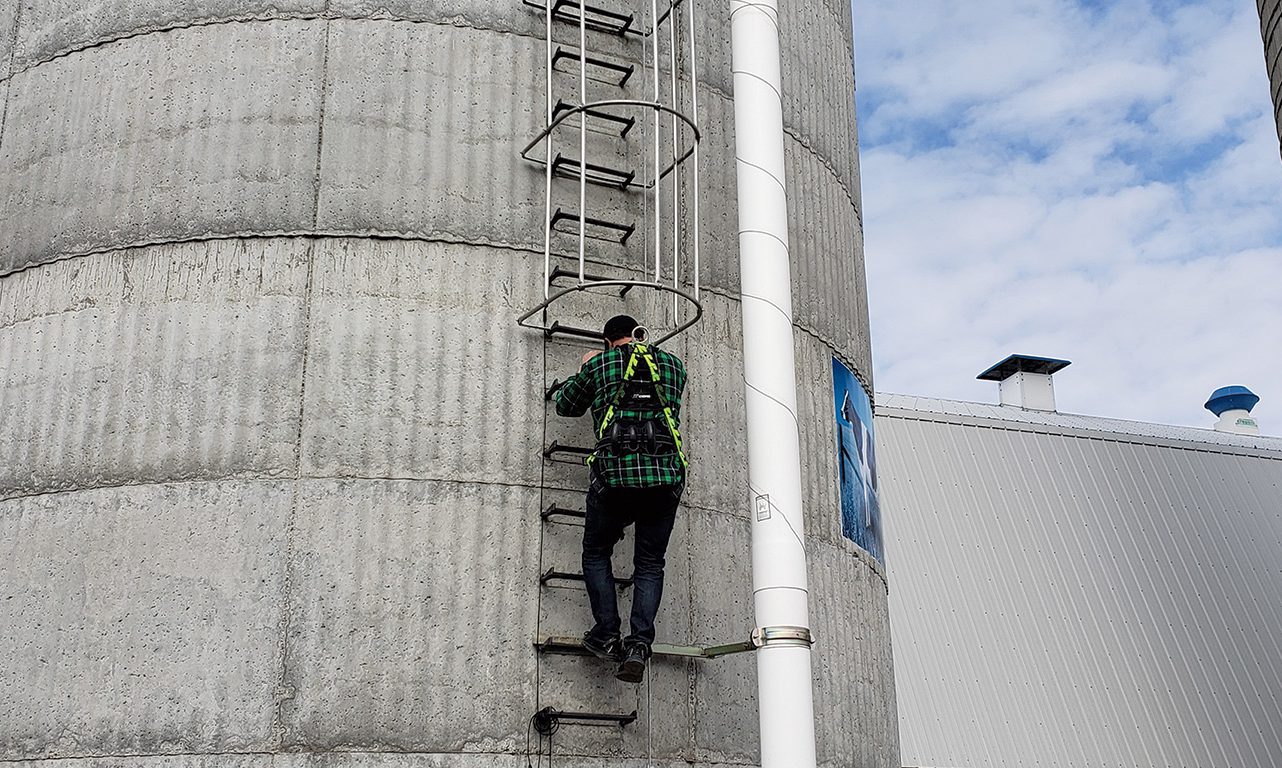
[0,2,896,767]
[877,362,1282,768]
[1261,0,1282,159]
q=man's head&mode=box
[603,314,640,346]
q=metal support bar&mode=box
[540,569,633,588]
[532,706,638,736]
[536,634,756,659]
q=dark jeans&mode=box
[582,475,682,648]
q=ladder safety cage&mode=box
[518,0,703,346]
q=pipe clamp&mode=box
[751,625,813,649]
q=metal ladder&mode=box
[518,1,715,763]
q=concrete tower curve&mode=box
[0,2,896,766]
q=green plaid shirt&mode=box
[554,343,687,488]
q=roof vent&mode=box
[977,354,1071,412]
[1205,386,1260,435]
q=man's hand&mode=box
[582,349,602,364]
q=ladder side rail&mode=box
[688,0,700,303]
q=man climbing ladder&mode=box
[553,314,688,684]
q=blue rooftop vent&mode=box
[1204,386,1260,417]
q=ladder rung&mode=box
[523,0,638,36]
[551,47,635,87]
[551,153,637,190]
[545,321,607,341]
[543,439,594,460]
[540,568,633,588]
[532,706,637,735]
[542,504,587,521]
[550,208,635,244]
[554,100,636,138]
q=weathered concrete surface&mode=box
[279,479,541,752]
[314,21,544,265]
[687,511,759,766]
[809,540,898,768]
[0,241,308,500]
[0,12,871,388]
[0,21,325,273]
[0,0,17,79]
[11,0,325,69]
[0,480,290,759]
[298,239,546,485]
[0,756,759,768]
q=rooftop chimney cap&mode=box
[977,354,1072,382]
[1205,386,1259,417]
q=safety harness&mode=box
[589,343,687,468]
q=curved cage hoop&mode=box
[517,280,703,345]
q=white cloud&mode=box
[854,0,1282,430]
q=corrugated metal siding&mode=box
[878,402,1282,768]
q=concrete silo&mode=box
[1261,0,1282,159]
[0,1,896,766]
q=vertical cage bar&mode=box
[578,6,588,283]
[668,1,681,320]
[651,0,662,284]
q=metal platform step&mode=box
[536,634,756,659]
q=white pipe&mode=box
[729,2,818,768]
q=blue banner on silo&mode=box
[833,357,883,563]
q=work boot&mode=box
[615,641,650,683]
[582,631,623,661]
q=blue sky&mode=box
[852,0,1282,430]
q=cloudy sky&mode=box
[851,0,1281,430]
